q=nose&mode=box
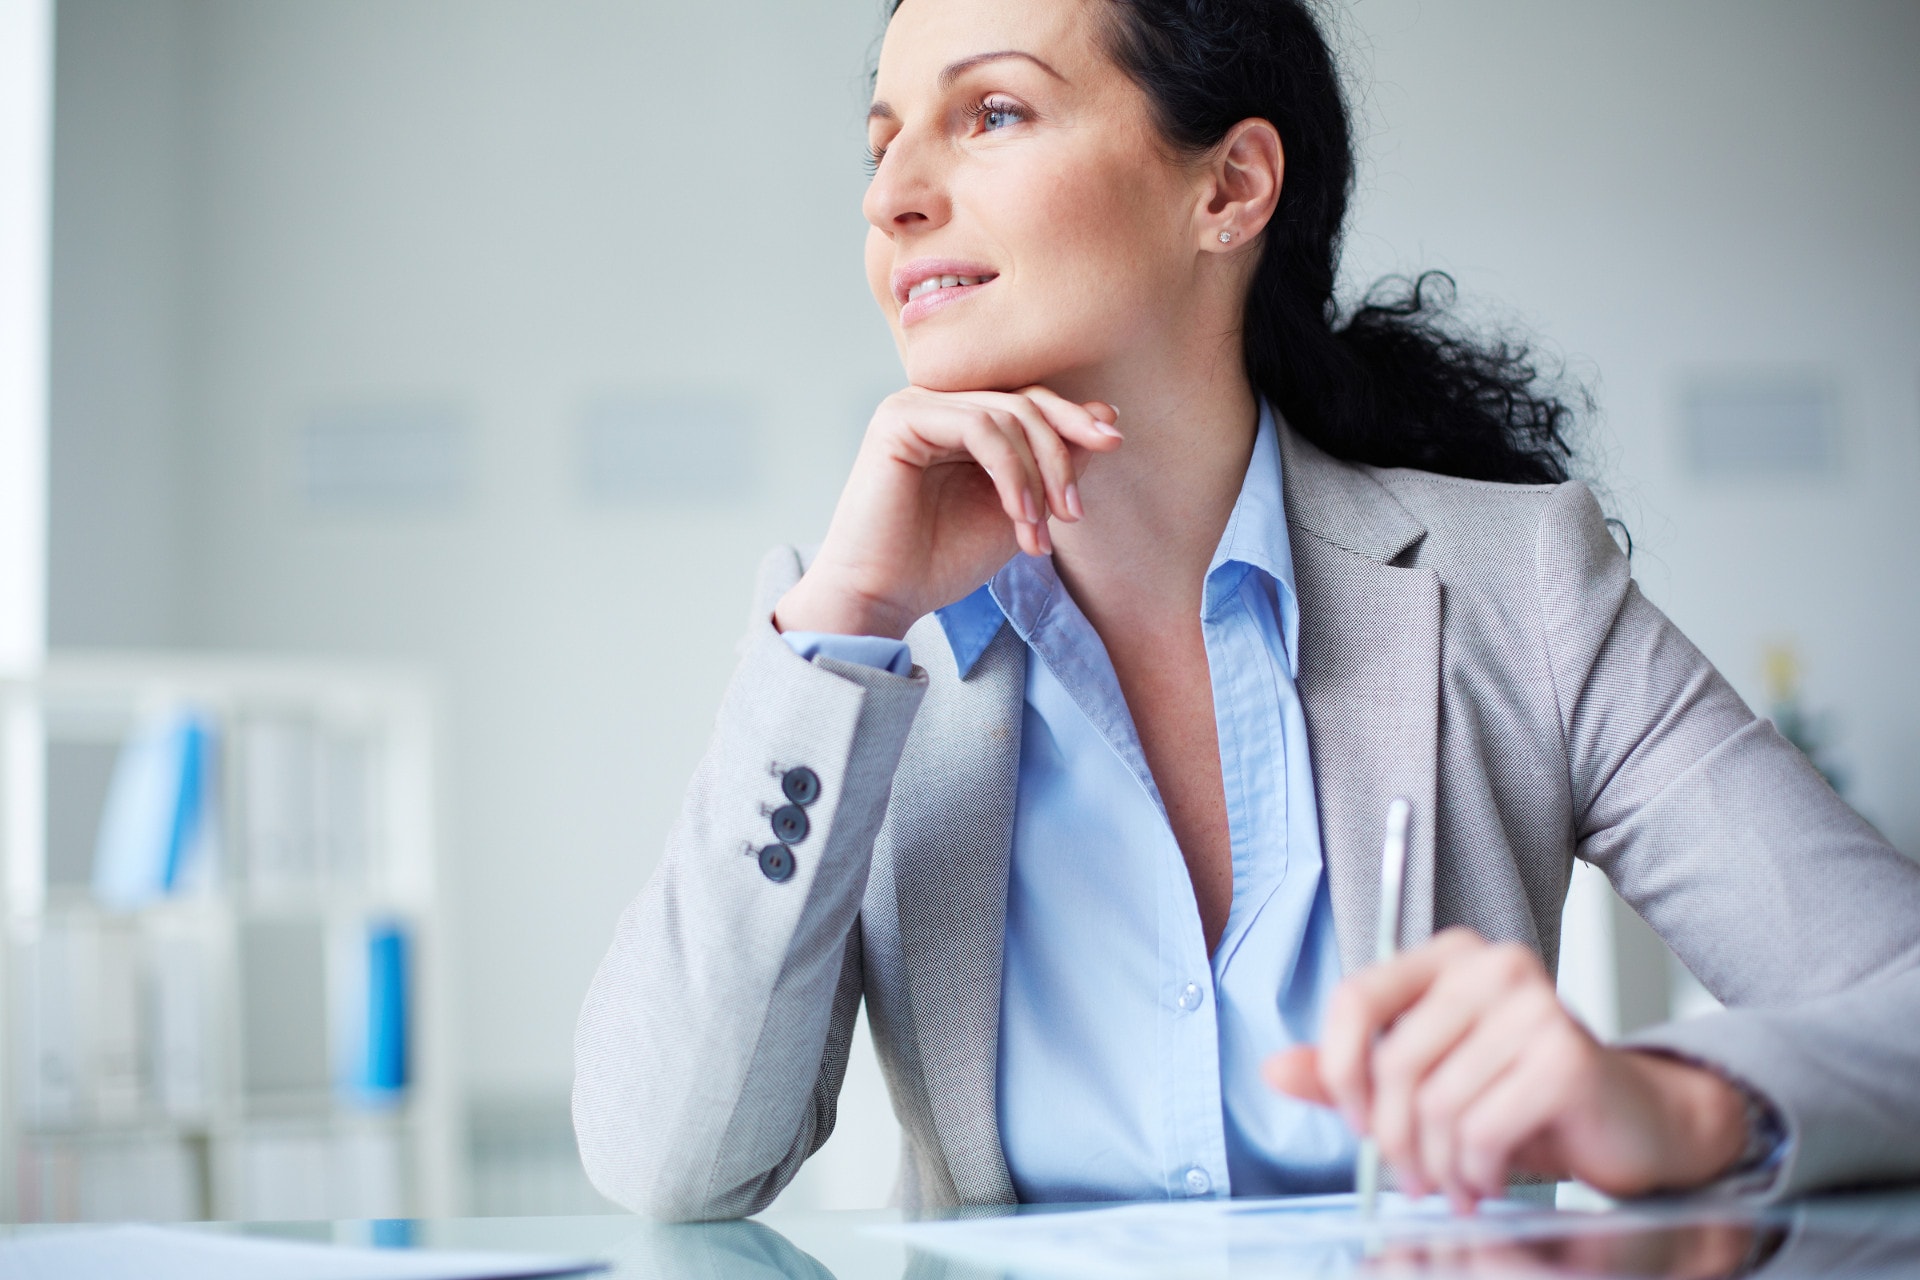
[862,130,950,238]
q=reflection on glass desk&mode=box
[5,1189,1919,1279]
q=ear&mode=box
[1198,118,1283,252]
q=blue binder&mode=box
[357,920,411,1103]
[93,710,215,907]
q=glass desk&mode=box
[6,1189,1919,1278]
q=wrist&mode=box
[1631,1050,1751,1189]
[774,570,917,641]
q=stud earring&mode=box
[1218,231,1233,243]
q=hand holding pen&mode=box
[1263,802,1758,1213]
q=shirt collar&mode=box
[934,579,1008,680]
[936,401,1299,679]
[1206,401,1301,673]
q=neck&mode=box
[1042,334,1261,633]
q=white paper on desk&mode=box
[871,1192,1653,1280]
[0,1223,606,1280]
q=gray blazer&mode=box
[572,423,1920,1221]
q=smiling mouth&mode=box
[905,273,997,304]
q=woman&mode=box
[573,0,1920,1220]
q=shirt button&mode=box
[1176,981,1206,1011]
[1183,1166,1212,1197]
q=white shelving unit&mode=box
[0,652,457,1222]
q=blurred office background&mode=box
[0,0,1914,1222]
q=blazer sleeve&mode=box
[571,545,927,1220]
[1537,480,1920,1198]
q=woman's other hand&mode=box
[772,386,1122,639]
[1263,927,1752,1210]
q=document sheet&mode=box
[872,1192,1705,1279]
[0,1223,606,1280]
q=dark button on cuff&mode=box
[781,766,821,806]
[757,843,796,883]
[770,804,810,844]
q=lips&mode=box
[905,271,992,303]
[892,259,999,327]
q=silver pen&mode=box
[1357,797,1412,1227]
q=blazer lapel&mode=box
[889,616,1024,1204]
[1279,426,1442,971]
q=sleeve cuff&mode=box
[780,629,914,677]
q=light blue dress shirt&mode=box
[783,403,1353,1201]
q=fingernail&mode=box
[1038,521,1053,556]
[1065,482,1084,520]
[1094,420,1123,439]
[1022,489,1040,524]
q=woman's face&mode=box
[864,0,1207,394]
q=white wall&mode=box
[3,0,54,925]
[48,0,904,1114]
[45,0,1919,1211]
[2,0,53,669]
[1339,0,1920,855]
[47,0,190,648]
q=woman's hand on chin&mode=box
[1263,927,1754,1211]
[774,385,1122,639]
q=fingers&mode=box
[1017,385,1123,455]
[1303,928,1601,1215]
[1382,944,1591,1210]
[1411,979,1560,1202]
[1262,1046,1333,1106]
[986,398,1069,552]
[1452,1024,1588,1201]
[878,391,1049,556]
[982,388,1121,527]
[1372,942,1549,1197]
[1270,927,1610,1215]
[1004,396,1078,531]
[1314,927,1484,1132]
[961,412,1052,557]
[882,386,1120,558]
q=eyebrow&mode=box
[867,49,1067,122]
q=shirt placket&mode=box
[1151,580,1269,1202]
[1158,814,1228,1198]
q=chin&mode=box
[901,330,1075,394]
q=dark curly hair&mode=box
[887,0,1582,485]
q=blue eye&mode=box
[970,98,1027,133]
